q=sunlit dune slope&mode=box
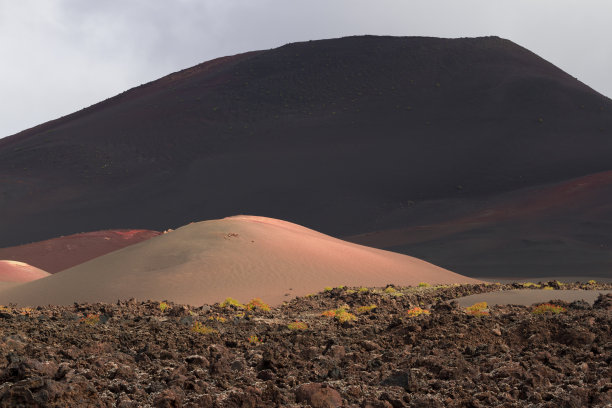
[0,260,50,283]
[0,216,481,307]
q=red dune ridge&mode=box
[0,260,50,283]
[0,229,161,274]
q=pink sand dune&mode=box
[0,260,51,283]
[0,216,482,307]
[0,229,161,274]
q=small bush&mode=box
[19,307,33,316]
[220,297,245,309]
[355,304,377,314]
[532,303,566,315]
[322,307,357,323]
[159,302,169,312]
[542,286,554,290]
[287,321,308,331]
[384,287,397,294]
[208,315,227,323]
[246,298,270,312]
[522,282,539,288]
[81,314,100,326]
[406,307,430,317]
[191,322,218,335]
[248,335,263,344]
[324,287,333,292]
[358,287,369,293]
[465,302,489,316]
[587,280,597,285]
[418,282,430,288]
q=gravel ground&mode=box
[1,282,611,407]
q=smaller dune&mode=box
[0,260,50,283]
[0,230,161,274]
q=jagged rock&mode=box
[295,383,343,408]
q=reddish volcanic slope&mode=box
[346,170,612,278]
[0,260,50,283]
[0,230,160,274]
[1,35,611,278]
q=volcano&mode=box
[1,35,611,278]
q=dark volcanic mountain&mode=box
[1,35,611,278]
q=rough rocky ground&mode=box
[1,282,611,407]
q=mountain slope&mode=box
[1,35,611,277]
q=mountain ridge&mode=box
[1,35,611,278]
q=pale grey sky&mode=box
[1,0,611,138]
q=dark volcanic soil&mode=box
[1,283,611,407]
[1,35,612,278]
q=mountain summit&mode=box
[1,36,611,278]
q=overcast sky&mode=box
[1,0,611,138]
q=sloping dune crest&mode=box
[0,216,481,307]
[0,229,161,274]
[0,260,50,283]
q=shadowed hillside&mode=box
[1,35,611,277]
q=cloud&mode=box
[1,0,611,137]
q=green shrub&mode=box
[321,307,357,323]
[355,304,377,314]
[191,322,217,334]
[220,297,245,309]
[287,321,308,331]
[532,304,566,315]
[248,335,263,344]
[246,298,270,312]
[465,302,489,316]
[406,307,430,317]
[80,314,100,326]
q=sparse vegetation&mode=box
[246,298,270,312]
[159,301,169,312]
[532,303,567,315]
[406,306,430,317]
[208,315,227,323]
[321,307,357,323]
[191,322,217,335]
[287,321,308,331]
[465,302,489,316]
[220,297,245,309]
[248,334,263,344]
[355,304,377,314]
[80,314,100,326]
[418,282,430,288]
